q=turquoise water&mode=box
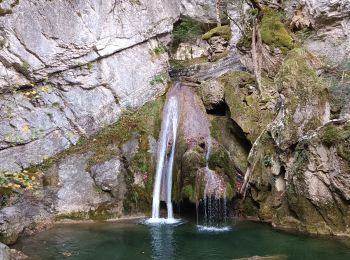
[15,220,350,260]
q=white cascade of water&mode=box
[150,94,179,221]
[200,135,230,230]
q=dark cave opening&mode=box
[206,101,230,116]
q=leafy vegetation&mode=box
[326,61,350,114]
[173,17,203,45]
[149,74,165,86]
[0,171,39,190]
[262,154,273,168]
[150,45,167,56]
[0,170,40,207]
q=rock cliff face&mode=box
[0,0,217,172]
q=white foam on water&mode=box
[142,218,183,226]
[197,225,232,232]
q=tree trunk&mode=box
[251,17,262,93]
[216,0,222,26]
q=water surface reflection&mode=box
[150,224,176,260]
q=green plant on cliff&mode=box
[321,123,350,163]
[322,125,341,146]
[150,45,167,56]
[208,146,236,194]
[0,8,12,16]
[149,74,165,86]
[262,154,273,168]
[0,171,39,191]
[261,9,294,50]
[293,147,309,175]
[19,61,31,76]
[173,17,203,45]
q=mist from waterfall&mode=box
[149,84,181,223]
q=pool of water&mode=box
[15,220,350,260]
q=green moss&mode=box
[321,123,350,163]
[0,8,12,16]
[210,50,229,62]
[210,117,222,141]
[169,56,208,69]
[240,196,259,216]
[337,145,350,162]
[208,146,235,188]
[261,9,294,50]
[202,25,231,41]
[322,125,341,146]
[55,204,120,221]
[220,71,275,142]
[28,97,164,173]
[182,184,194,200]
[274,48,329,145]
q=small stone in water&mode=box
[61,251,72,257]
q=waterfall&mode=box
[199,136,229,230]
[150,85,180,221]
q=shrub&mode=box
[173,17,203,44]
[322,125,340,146]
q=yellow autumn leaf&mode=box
[22,125,30,133]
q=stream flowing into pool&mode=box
[15,220,350,260]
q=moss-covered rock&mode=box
[321,123,350,163]
[272,48,329,148]
[220,71,276,143]
[261,9,294,51]
[209,116,249,174]
[202,25,231,41]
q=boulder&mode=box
[55,154,112,215]
[90,158,126,198]
[0,207,25,245]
